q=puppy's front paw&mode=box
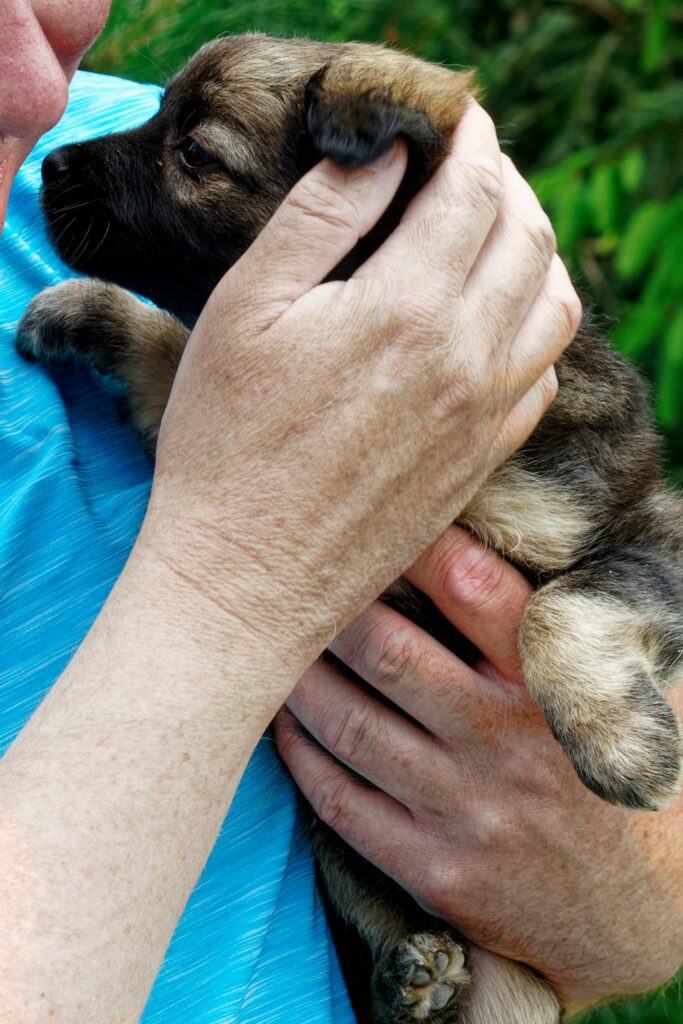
[306,76,440,169]
[16,278,128,374]
[372,932,470,1022]
[521,586,683,811]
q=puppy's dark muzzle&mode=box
[41,147,72,187]
[39,141,112,276]
[41,142,100,191]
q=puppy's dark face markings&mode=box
[41,37,324,319]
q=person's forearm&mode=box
[0,533,301,1023]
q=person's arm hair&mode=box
[0,104,578,1022]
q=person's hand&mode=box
[142,101,579,681]
[275,525,683,1004]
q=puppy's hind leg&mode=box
[16,278,189,451]
[520,549,683,810]
[309,817,471,1023]
[312,817,559,1024]
[458,948,561,1024]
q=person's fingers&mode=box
[405,525,534,682]
[222,141,408,323]
[355,101,504,303]
[494,365,559,462]
[285,656,449,801]
[507,254,582,376]
[328,601,501,740]
[461,156,558,355]
[402,100,503,225]
[274,707,427,877]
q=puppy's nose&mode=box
[41,148,72,186]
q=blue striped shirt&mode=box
[0,69,354,1024]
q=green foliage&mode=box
[580,976,683,1024]
[83,2,683,1020]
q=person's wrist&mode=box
[133,501,322,691]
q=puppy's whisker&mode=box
[87,218,112,263]
[70,218,96,267]
[51,215,79,252]
[43,182,86,204]
[50,200,96,218]
[138,49,175,81]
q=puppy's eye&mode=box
[178,137,214,171]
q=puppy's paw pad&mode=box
[376,932,469,1021]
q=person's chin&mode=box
[0,137,35,236]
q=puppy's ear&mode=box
[305,69,443,169]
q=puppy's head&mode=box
[41,34,470,320]
[41,36,330,318]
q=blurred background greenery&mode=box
[85,1,682,1021]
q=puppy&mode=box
[16,33,683,1024]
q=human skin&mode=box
[0,0,111,228]
[0,6,578,1017]
[276,525,683,1006]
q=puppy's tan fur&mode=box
[459,463,596,574]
